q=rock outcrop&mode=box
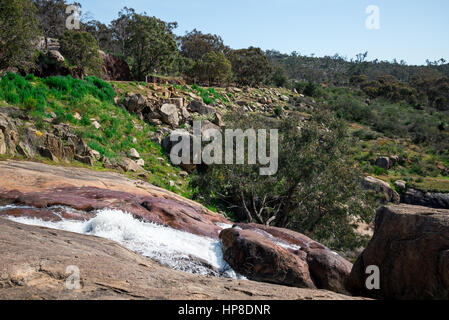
[347,204,449,299]
[99,50,131,81]
[0,160,355,296]
[401,188,449,209]
[0,108,95,164]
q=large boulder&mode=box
[220,228,316,288]
[188,100,216,115]
[160,103,179,127]
[162,129,199,171]
[220,223,353,293]
[347,204,449,299]
[374,157,391,170]
[306,249,353,295]
[361,176,400,204]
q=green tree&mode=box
[125,13,178,80]
[0,0,41,72]
[179,29,227,60]
[270,66,289,87]
[191,111,374,250]
[110,7,135,57]
[228,47,272,86]
[192,51,231,85]
[59,30,102,78]
[84,20,114,53]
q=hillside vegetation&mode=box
[0,73,191,196]
[2,72,449,251]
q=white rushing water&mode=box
[2,206,243,279]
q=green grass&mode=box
[0,73,191,197]
[409,177,449,193]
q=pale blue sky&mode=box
[76,0,449,65]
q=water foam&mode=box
[4,207,243,279]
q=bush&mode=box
[59,30,102,77]
[191,111,375,250]
[303,81,321,97]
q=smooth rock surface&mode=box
[347,204,449,299]
[0,218,359,300]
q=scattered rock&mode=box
[75,154,95,166]
[181,107,191,120]
[129,148,140,159]
[362,176,400,204]
[122,93,148,114]
[118,157,144,173]
[394,180,407,191]
[179,171,189,178]
[91,120,101,129]
[201,121,221,140]
[160,104,179,127]
[40,133,64,160]
[90,150,101,159]
[167,98,184,108]
[213,112,225,127]
[188,100,216,115]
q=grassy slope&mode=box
[0,74,191,197]
[1,73,448,196]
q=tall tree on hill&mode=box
[228,47,272,86]
[59,30,102,78]
[179,29,227,60]
[110,7,135,57]
[0,0,41,72]
[125,13,178,80]
[191,51,232,85]
[83,20,114,53]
